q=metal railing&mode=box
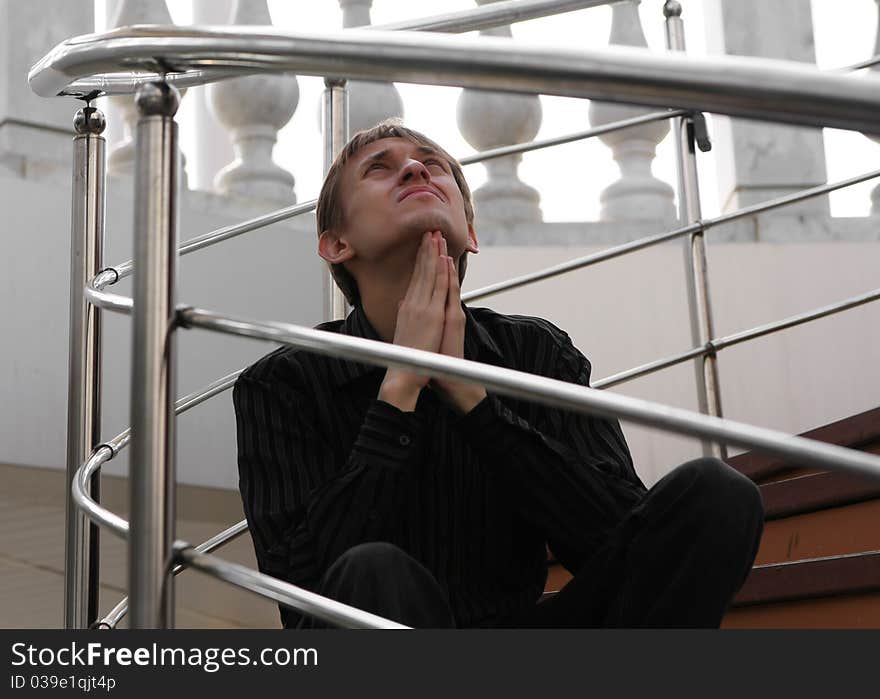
[29,0,880,630]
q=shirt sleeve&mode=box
[449,329,647,574]
[232,364,423,623]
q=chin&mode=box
[400,210,465,244]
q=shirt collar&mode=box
[325,300,506,388]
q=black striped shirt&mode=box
[232,300,648,628]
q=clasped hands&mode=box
[390,230,487,416]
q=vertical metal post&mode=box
[664,0,727,460]
[322,77,351,322]
[129,82,180,628]
[65,106,106,629]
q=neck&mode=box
[357,275,412,344]
[356,256,464,344]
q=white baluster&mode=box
[455,0,543,226]
[189,0,236,192]
[107,0,188,187]
[588,0,674,223]
[336,0,404,133]
[208,0,299,202]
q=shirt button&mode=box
[398,434,411,446]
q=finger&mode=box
[446,257,458,310]
[432,247,449,308]
[409,230,435,305]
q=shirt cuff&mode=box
[352,398,424,470]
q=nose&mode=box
[398,158,430,184]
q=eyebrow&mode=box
[358,145,446,175]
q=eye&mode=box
[366,162,386,173]
[424,159,446,170]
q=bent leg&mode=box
[493,457,763,628]
[603,457,764,627]
[291,542,456,629]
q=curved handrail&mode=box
[73,295,880,627]
[99,520,249,628]
[178,305,880,479]
[28,26,880,136]
[72,369,406,629]
[36,0,608,99]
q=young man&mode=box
[232,120,764,629]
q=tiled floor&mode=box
[1,462,281,629]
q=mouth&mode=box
[399,186,442,202]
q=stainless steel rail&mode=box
[72,369,403,629]
[71,370,244,541]
[28,26,880,135]
[176,545,409,629]
[461,166,880,302]
[837,55,880,72]
[373,0,613,34]
[73,448,403,628]
[665,3,725,460]
[127,83,181,629]
[65,106,106,628]
[594,285,880,389]
[178,306,880,479]
[322,77,351,322]
[29,0,612,99]
[99,520,249,628]
[458,109,689,165]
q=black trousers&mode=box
[293,457,764,629]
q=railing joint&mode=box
[174,305,195,329]
[98,266,119,285]
[685,110,712,152]
[703,340,719,359]
[94,442,116,460]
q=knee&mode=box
[325,542,412,582]
[675,457,764,530]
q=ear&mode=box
[464,222,479,254]
[318,229,356,265]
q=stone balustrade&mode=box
[207,0,300,203]
[33,0,880,240]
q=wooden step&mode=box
[724,406,880,627]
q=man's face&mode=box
[328,137,477,274]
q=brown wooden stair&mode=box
[722,406,880,628]
[541,407,880,627]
